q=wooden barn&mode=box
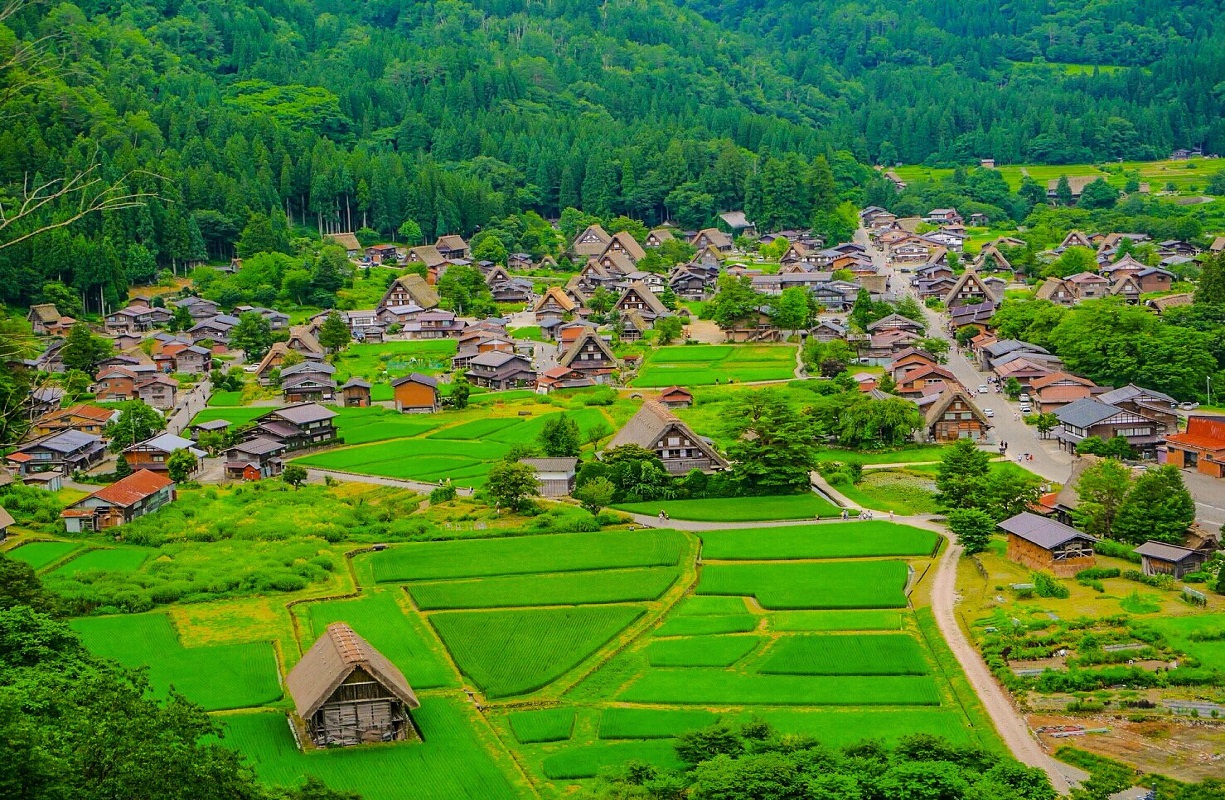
[287,623,420,748]
[999,512,1097,577]
[1133,541,1211,579]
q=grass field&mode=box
[541,741,683,779]
[835,470,941,515]
[619,670,940,705]
[698,560,910,609]
[645,635,761,667]
[430,605,645,698]
[207,391,244,406]
[758,634,929,675]
[891,157,1220,195]
[614,493,839,521]
[699,522,938,560]
[1134,614,1225,671]
[71,614,281,710]
[632,344,797,387]
[370,529,687,582]
[330,339,457,384]
[408,567,679,609]
[7,541,81,570]
[814,445,951,465]
[190,406,266,428]
[48,547,151,576]
[507,708,574,743]
[304,592,456,689]
[220,700,522,800]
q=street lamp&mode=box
[1208,375,1213,407]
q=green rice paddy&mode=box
[619,670,941,706]
[70,613,281,711]
[507,708,575,743]
[7,541,81,570]
[430,605,645,698]
[632,344,797,387]
[615,493,840,521]
[541,740,683,779]
[698,560,910,609]
[645,635,761,667]
[408,567,679,609]
[699,522,938,559]
[370,529,687,582]
[48,547,151,576]
[757,634,930,675]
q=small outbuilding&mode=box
[391,373,439,413]
[1133,541,1210,580]
[519,457,578,497]
[287,622,420,748]
[658,386,693,409]
[999,512,1097,577]
[341,378,373,408]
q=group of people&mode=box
[839,508,891,521]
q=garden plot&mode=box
[71,613,281,711]
[430,605,645,698]
[757,633,930,675]
[618,670,940,705]
[304,592,456,688]
[370,529,687,582]
[700,522,938,559]
[698,560,910,609]
[632,344,796,387]
[219,699,521,800]
[408,567,679,609]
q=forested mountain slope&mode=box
[0,0,1220,310]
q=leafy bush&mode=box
[1094,539,1141,563]
[1033,572,1070,599]
[430,484,457,503]
[1075,567,1121,580]
[1122,569,1174,590]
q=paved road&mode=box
[166,377,211,436]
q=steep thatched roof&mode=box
[287,623,419,719]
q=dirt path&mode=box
[928,533,1073,794]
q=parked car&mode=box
[1019,403,1032,413]
[977,385,989,394]
[984,408,994,418]
[1180,402,1200,410]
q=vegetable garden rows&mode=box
[36,519,998,799]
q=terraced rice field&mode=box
[507,708,575,743]
[598,708,720,739]
[645,635,761,667]
[699,522,938,559]
[219,699,522,800]
[430,605,645,698]
[408,567,679,609]
[304,592,456,688]
[541,740,683,779]
[7,541,82,570]
[618,670,940,705]
[698,560,910,609]
[757,634,929,675]
[615,493,839,521]
[48,547,151,576]
[632,344,797,387]
[371,529,687,582]
[70,613,281,710]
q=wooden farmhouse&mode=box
[391,374,439,413]
[61,469,175,533]
[924,388,992,443]
[605,401,728,475]
[1164,416,1225,479]
[519,457,578,497]
[558,330,619,382]
[224,437,286,481]
[340,378,372,408]
[658,386,693,408]
[287,623,420,748]
[999,512,1097,577]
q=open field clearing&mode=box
[618,670,940,705]
[47,547,151,576]
[645,635,762,667]
[303,592,456,689]
[699,522,938,559]
[408,567,679,609]
[430,605,645,698]
[71,614,281,710]
[7,540,82,570]
[757,633,929,675]
[615,493,839,521]
[541,741,683,779]
[698,560,910,609]
[632,344,796,387]
[219,699,522,800]
[507,708,575,743]
[371,529,687,582]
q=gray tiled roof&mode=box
[998,512,1096,549]
[1133,541,1200,563]
[1055,398,1122,428]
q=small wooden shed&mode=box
[287,623,420,748]
[1133,541,1210,580]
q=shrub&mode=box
[1076,567,1121,580]
[1122,570,1174,590]
[1094,539,1141,563]
[430,484,458,503]
[1033,572,1070,599]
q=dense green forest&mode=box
[0,0,1222,312]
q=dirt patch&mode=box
[1029,712,1225,782]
